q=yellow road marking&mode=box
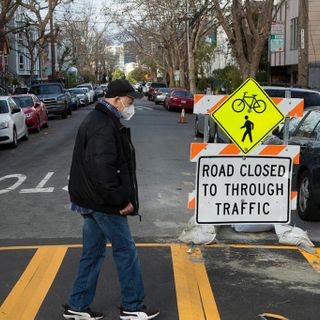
[0,243,173,251]
[0,243,319,251]
[171,245,220,320]
[299,248,320,271]
[192,248,221,320]
[0,246,67,319]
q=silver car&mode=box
[154,88,170,104]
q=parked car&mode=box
[153,88,170,104]
[29,82,71,119]
[137,81,146,93]
[264,106,320,221]
[77,83,95,103]
[0,96,28,147]
[12,94,48,132]
[147,82,167,100]
[67,89,82,110]
[142,82,151,95]
[94,85,104,98]
[79,87,90,105]
[263,86,320,108]
[100,84,108,95]
[68,88,87,107]
[164,89,194,111]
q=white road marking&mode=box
[20,172,55,193]
[0,174,27,194]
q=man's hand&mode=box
[120,202,134,215]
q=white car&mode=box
[0,96,28,147]
[142,82,151,95]
[77,83,95,103]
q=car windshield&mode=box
[152,83,167,88]
[172,91,193,98]
[69,89,84,95]
[12,96,33,108]
[159,88,169,93]
[30,84,63,95]
[78,85,92,91]
[294,110,320,138]
[291,91,320,108]
[0,100,8,113]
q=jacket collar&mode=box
[95,102,125,130]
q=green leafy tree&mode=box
[112,69,125,80]
[212,65,242,93]
[128,66,147,83]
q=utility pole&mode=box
[49,0,56,79]
[298,0,308,87]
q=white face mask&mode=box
[120,98,135,120]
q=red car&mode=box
[164,89,194,111]
[12,94,48,132]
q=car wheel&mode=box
[167,103,171,111]
[155,101,159,105]
[11,128,18,148]
[43,114,49,128]
[297,170,319,221]
[23,124,29,140]
[194,118,202,137]
[61,104,68,119]
[67,105,72,116]
[36,117,41,133]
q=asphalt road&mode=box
[0,97,319,243]
[0,98,197,242]
[0,97,319,320]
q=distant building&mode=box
[124,62,138,76]
[6,8,41,86]
[106,44,125,72]
[269,0,320,89]
[124,41,137,64]
[204,26,236,77]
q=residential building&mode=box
[269,0,320,89]
[106,44,125,72]
[6,8,41,86]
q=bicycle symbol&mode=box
[232,92,266,113]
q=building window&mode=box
[19,53,24,70]
[290,17,298,50]
[18,32,23,42]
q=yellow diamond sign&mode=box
[211,78,285,154]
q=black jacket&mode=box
[69,103,139,215]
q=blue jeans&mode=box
[69,211,145,311]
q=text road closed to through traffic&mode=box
[196,156,292,225]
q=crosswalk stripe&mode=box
[0,246,67,319]
[299,248,320,271]
[171,245,220,319]
[171,244,206,319]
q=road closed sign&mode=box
[196,156,292,225]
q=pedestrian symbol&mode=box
[211,78,285,154]
[241,116,254,142]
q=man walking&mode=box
[63,80,160,320]
[241,115,254,143]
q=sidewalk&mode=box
[0,242,319,319]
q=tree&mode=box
[128,66,147,83]
[213,0,284,80]
[112,68,125,80]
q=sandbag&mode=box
[178,216,216,245]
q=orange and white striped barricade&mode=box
[193,94,304,117]
[188,143,300,225]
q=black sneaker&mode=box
[62,304,104,320]
[119,305,160,319]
